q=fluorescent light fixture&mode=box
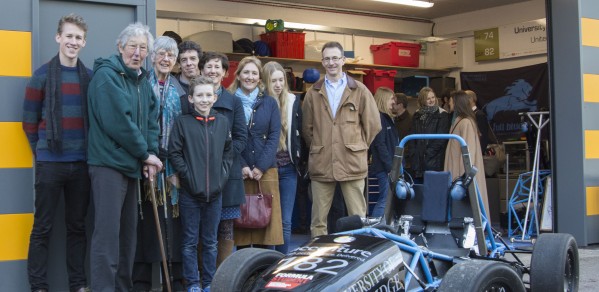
[374,0,434,8]
[420,36,445,42]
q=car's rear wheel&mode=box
[438,260,525,292]
[211,248,284,292]
[530,233,579,292]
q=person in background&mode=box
[406,87,449,183]
[87,22,162,292]
[302,41,381,237]
[466,89,489,153]
[168,76,233,292]
[440,88,453,113]
[444,90,490,220]
[368,87,399,218]
[262,61,302,253]
[175,40,203,94]
[393,92,412,142]
[231,56,283,248]
[199,51,247,265]
[22,13,91,292]
[133,36,185,292]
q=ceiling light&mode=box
[373,0,434,8]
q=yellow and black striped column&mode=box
[549,0,599,245]
[0,6,35,291]
[582,14,599,219]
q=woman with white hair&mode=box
[133,35,186,292]
[87,22,162,292]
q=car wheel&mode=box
[438,260,525,292]
[530,233,579,292]
[211,248,284,292]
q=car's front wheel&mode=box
[211,248,284,292]
[438,260,525,292]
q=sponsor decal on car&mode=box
[265,272,314,290]
[289,244,372,262]
[344,253,405,292]
[334,236,357,243]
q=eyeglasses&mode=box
[126,44,148,53]
[322,56,344,63]
[156,51,176,60]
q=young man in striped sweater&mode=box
[22,14,91,292]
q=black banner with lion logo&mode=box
[460,63,549,141]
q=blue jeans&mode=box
[28,161,90,292]
[179,191,222,289]
[371,172,390,217]
[275,164,298,254]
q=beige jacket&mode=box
[444,117,490,220]
[302,76,381,182]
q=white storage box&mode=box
[184,30,233,53]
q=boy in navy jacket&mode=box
[168,76,233,292]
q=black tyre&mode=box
[438,260,525,292]
[212,248,284,292]
[530,233,579,292]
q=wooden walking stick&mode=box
[149,176,172,292]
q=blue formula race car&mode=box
[212,134,579,292]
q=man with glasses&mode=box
[87,23,162,292]
[302,41,381,237]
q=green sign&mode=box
[474,28,500,61]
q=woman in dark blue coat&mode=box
[229,56,283,247]
[369,87,399,217]
[199,52,248,266]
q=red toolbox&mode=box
[370,41,421,67]
[260,31,305,59]
[363,69,397,94]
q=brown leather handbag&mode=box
[234,182,273,228]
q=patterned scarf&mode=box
[149,70,182,210]
[418,105,439,121]
[45,54,90,153]
[235,87,259,125]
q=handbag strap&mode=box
[257,180,263,195]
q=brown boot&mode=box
[216,239,235,268]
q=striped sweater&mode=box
[22,63,92,162]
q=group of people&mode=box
[367,85,491,224]
[23,14,303,292]
[23,13,489,292]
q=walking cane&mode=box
[149,176,172,292]
[161,172,174,285]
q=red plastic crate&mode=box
[363,69,397,94]
[370,42,421,67]
[221,61,239,89]
[260,31,305,59]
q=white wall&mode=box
[157,0,431,37]
[434,0,548,80]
